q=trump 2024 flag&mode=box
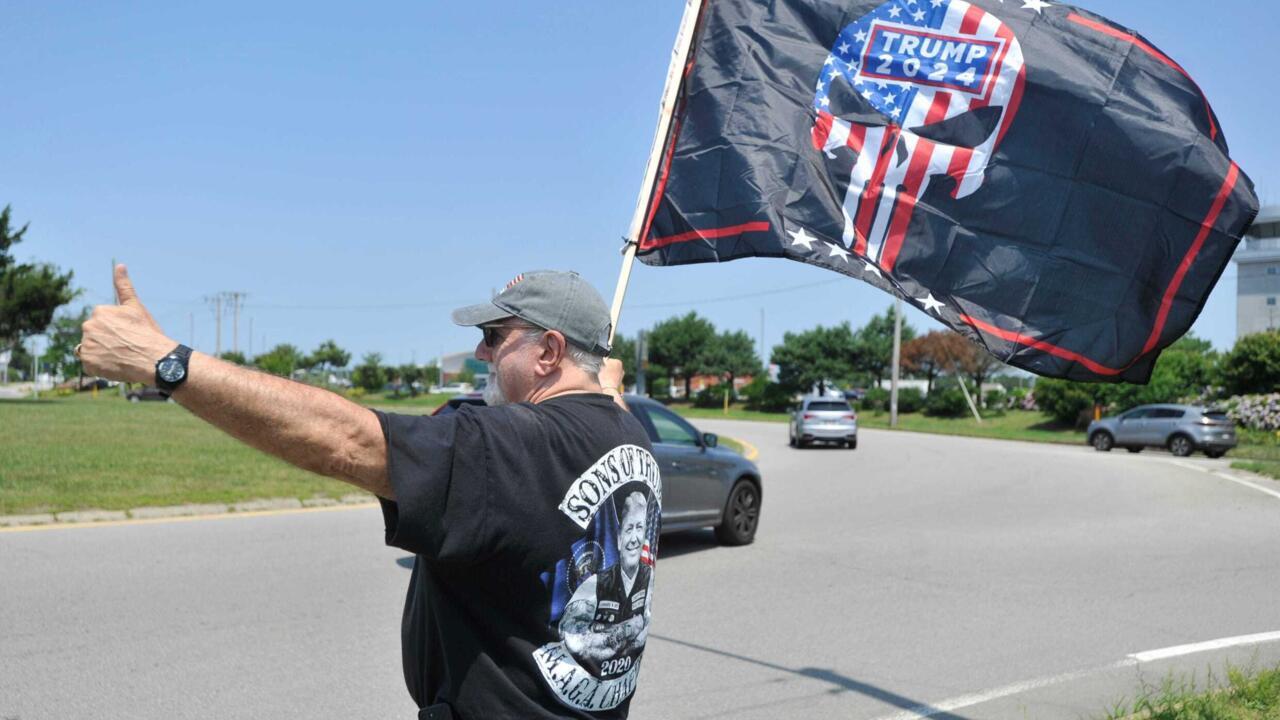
[634,0,1258,383]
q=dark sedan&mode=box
[432,392,763,545]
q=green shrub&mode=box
[896,387,924,414]
[861,387,889,412]
[924,387,968,417]
[983,387,1005,407]
[1034,378,1095,427]
[741,376,793,413]
[693,384,728,408]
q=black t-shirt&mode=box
[376,393,662,720]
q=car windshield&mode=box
[808,401,851,412]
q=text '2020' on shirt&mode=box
[376,393,661,720]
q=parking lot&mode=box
[3,420,1279,719]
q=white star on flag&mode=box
[826,242,852,262]
[854,29,868,42]
[862,262,882,279]
[912,9,926,20]
[921,293,946,313]
[1022,0,1050,12]
[838,42,851,55]
[787,227,818,250]
[930,0,943,6]
[888,5,902,17]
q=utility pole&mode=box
[635,330,648,396]
[890,297,902,428]
[248,318,254,359]
[759,308,766,366]
[206,295,224,357]
[224,291,246,354]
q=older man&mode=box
[80,267,662,720]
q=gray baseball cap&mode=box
[451,270,613,355]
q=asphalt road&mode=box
[3,420,1279,720]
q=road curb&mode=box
[0,494,378,530]
[723,435,760,461]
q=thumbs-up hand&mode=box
[80,264,176,384]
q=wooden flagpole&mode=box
[608,0,704,345]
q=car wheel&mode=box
[1090,431,1114,452]
[715,480,761,546]
[847,437,858,450]
[789,432,797,448]
[1168,434,1194,457]
[1205,450,1226,459]
[1126,447,1143,453]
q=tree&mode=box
[941,338,1003,406]
[308,339,351,380]
[254,343,303,377]
[648,312,716,400]
[853,305,916,388]
[353,352,387,392]
[705,329,762,391]
[901,330,965,394]
[396,363,424,397]
[1218,331,1280,396]
[218,351,247,365]
[771,323,858,395]
[422,363,441,388]
[0,206,77,351]
[609,334,637,389]
[40,307,90,378]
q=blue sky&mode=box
[4,1,1275,367]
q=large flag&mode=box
[634,0,1258,383]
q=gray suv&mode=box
[1086,404,1237,458]
[790,396,858,449]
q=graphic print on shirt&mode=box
[534,444,662,713]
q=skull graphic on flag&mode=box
[812,0,1025,273]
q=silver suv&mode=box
[790,396,858,449]
[1086,404,1237,458]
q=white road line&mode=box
[1129,631,1280,663]
[867,661,1135,720]
[1212,471,1280,501]
[1169,460,1280,502]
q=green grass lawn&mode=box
[1102,662,1280,719]
[1230,429,1280,480]
[0,394,366,515]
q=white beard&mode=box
[482,364,508,406]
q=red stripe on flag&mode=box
[847,123,867,154]
[853,126,901,244]
[958,163,1241,376]
[879,93,952,271]
[959,314,1125,376]
[813,110,835,152]
[993,24,1026,150]
[1139,162,1239,355]
[942,7,988,197]
[960,4,984,34]
[645,221,772,251]
[1067,12,1217,140]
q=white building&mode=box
[1236,205,1280,337]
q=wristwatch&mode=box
[155,344,193,397]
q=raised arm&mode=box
[80,265,390,498]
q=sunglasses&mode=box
[480,323,541,349]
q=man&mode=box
[560,491,654,681]
[79,266,661,720]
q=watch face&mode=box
[158,357,186,383]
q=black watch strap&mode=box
[155,344,193,396]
